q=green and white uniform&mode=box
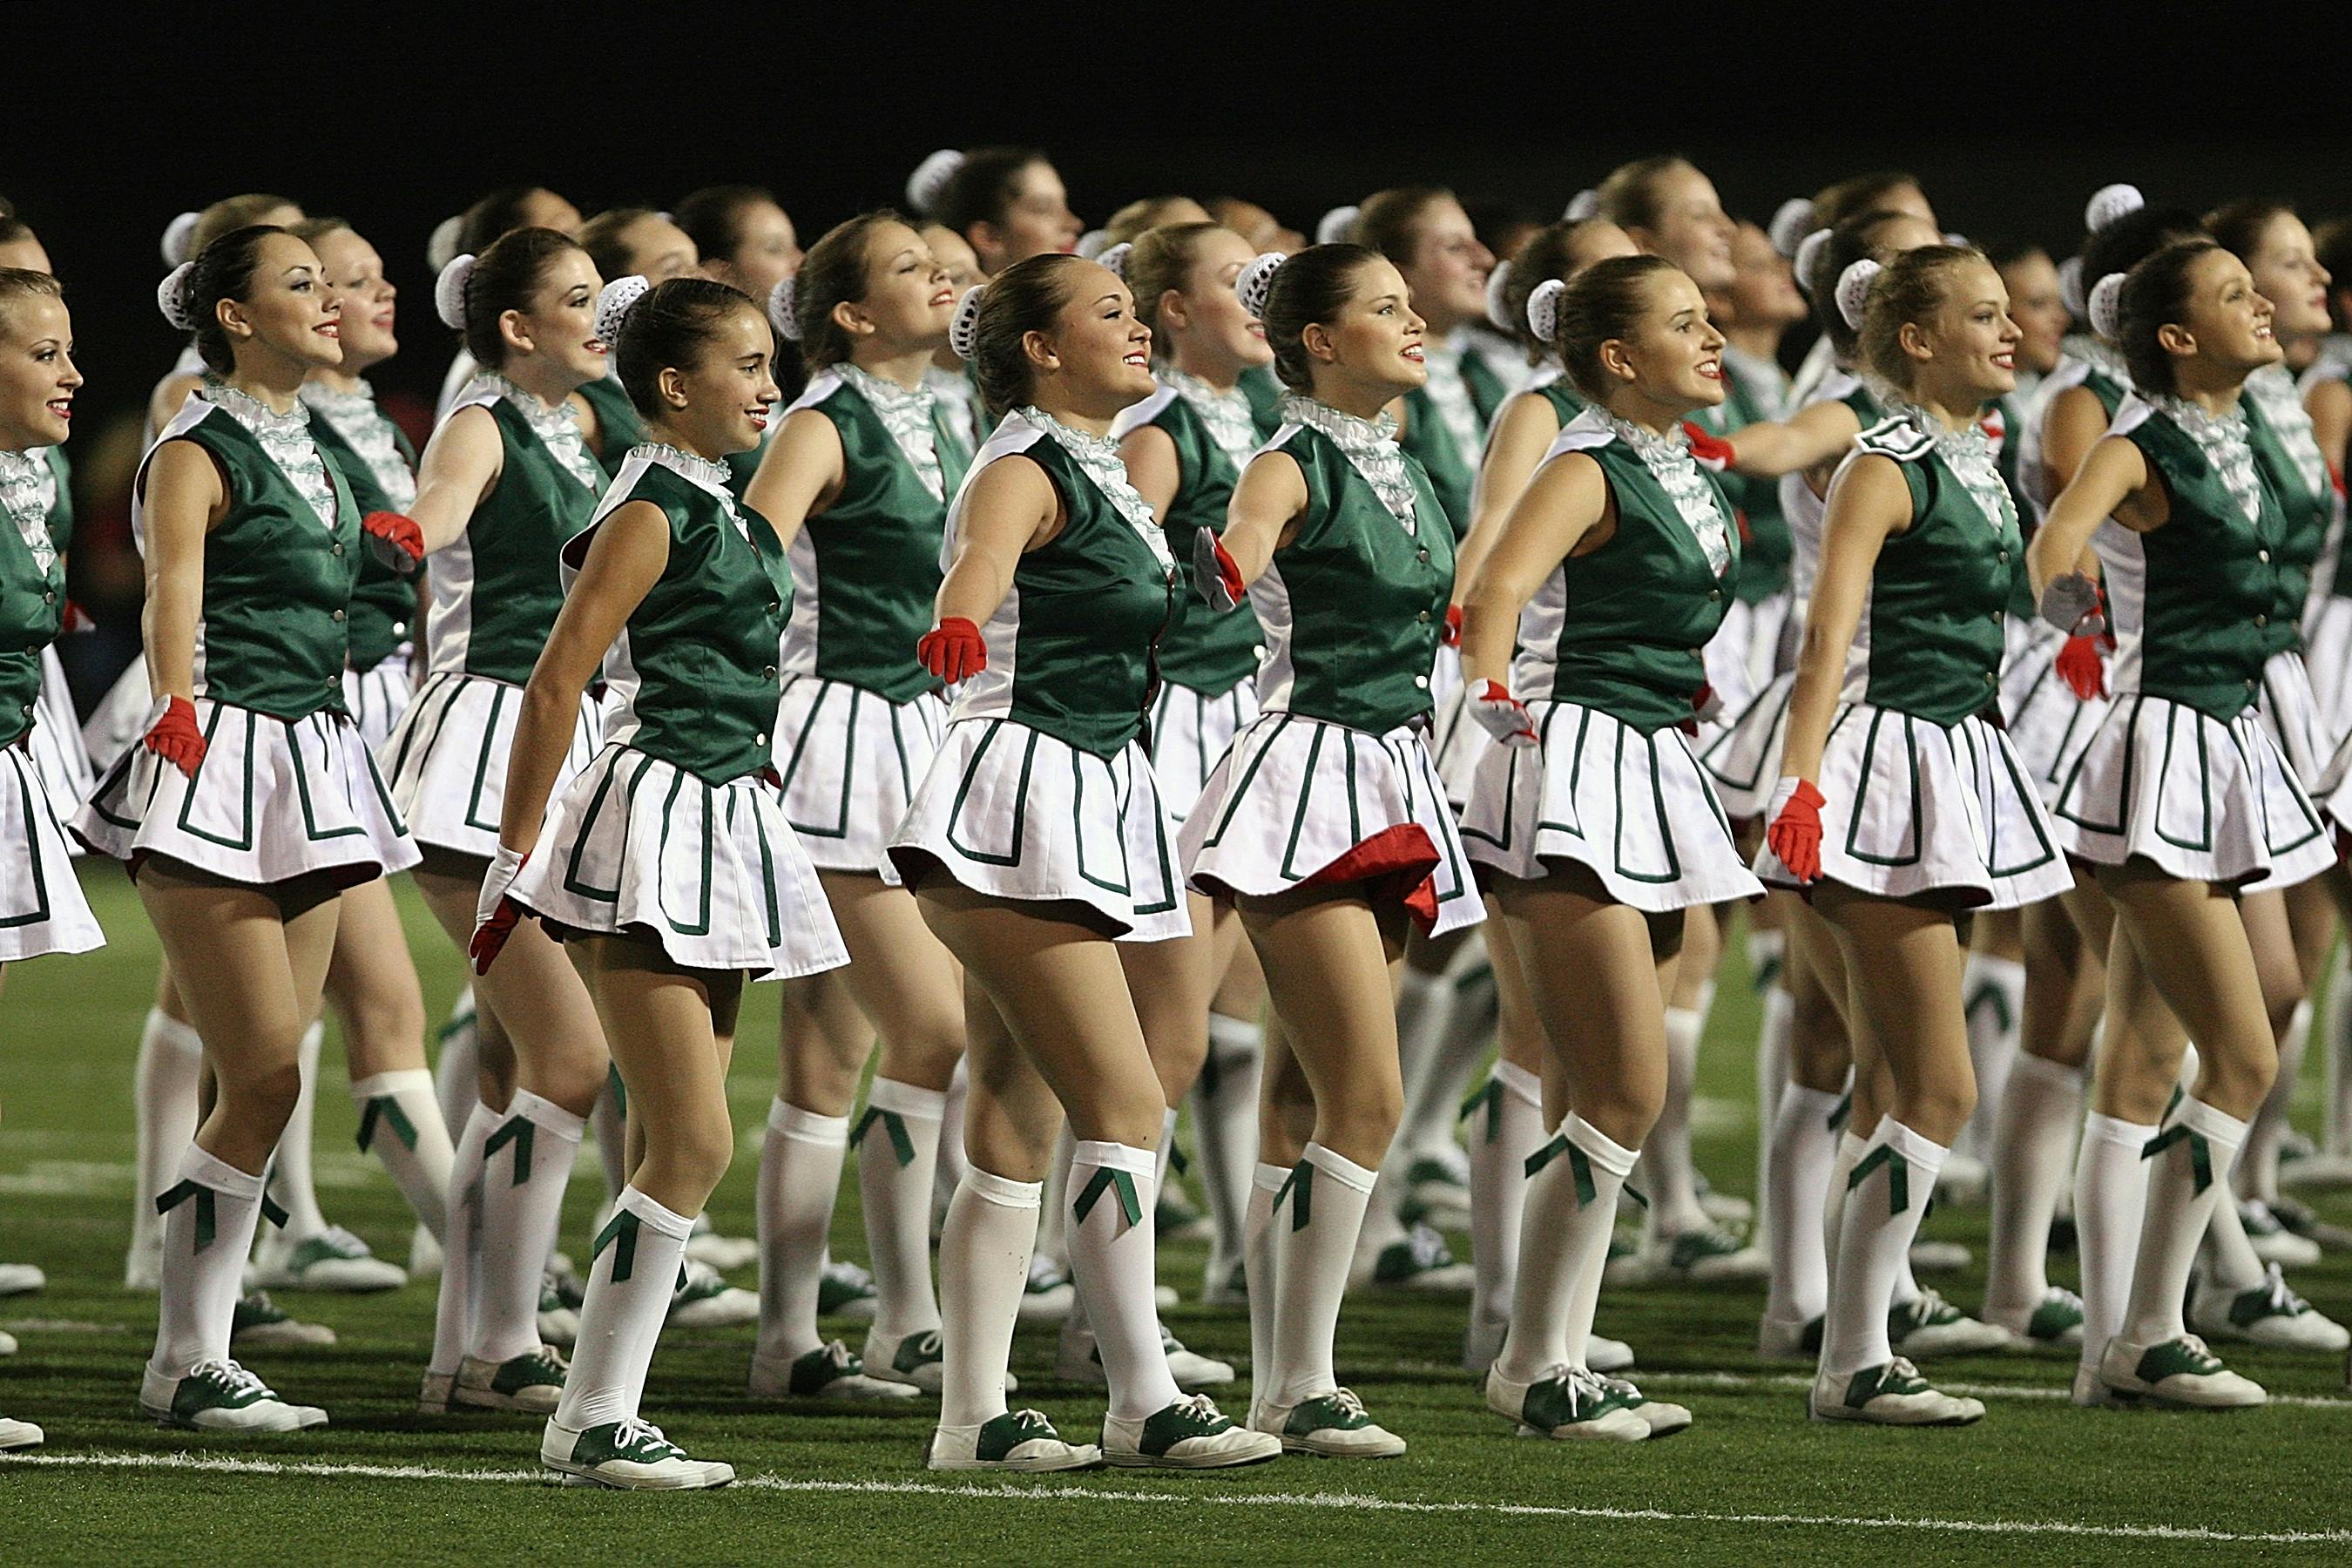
[887,407,1187,941]
[2238,363,2337,790]
[77,385,417,889]
[1459,410,1759,910]
[1400,332,1507,543]
[1179,397,1479,936]
[301,381,421,752]
[2051,394,2331,890]
[1695,343,1795,736]
[923,364,983,463]
[376,376,605,862]
[1110,368,1266,819]
[2296,344,2352,740]
[575,375,647,484]
[1752,406,2069,909]
[0,448,102,960]
[511,444,847,977]
[1704,369,1888,818]
[23,447,92,834]
[770,366,964,883]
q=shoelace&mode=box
[612,1417,673,1456]
[1326,1388,1369,1421]
[1172,1392,1221,1424]
[2173,1334,2222,1369]
[820,1340,855,1367]
[2257,1267,2308,1316]
[1005,1408,1053,1433]
[1882,1356,1925,1389]
[189,1357,269,1400]
[1539,1364,1609,1416]
[1908,1288,1952,1323]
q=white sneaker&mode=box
[1648,1221,1769,1282]
[686,1213,759,1272]
[1982,1287,2085,1349]
[2240,1200,2323,1267]
[1016,1257,1075,1324]
[230,1292,335,1349]
[1810,1358,1984,1425]
[1107,1392,1282,1468]
[0,1330,14,1356]
[1757,1313,1824,1362]
[1697,1189,1755,1227]
[417,1370,454,1415]
[454,1346,568,1413]
[142,1358,328,1431]
[1908,1240,1973,1274]
[2190,1264,2349,1353]
[0,1416,42,1449]
[542,1416,733,1489]
[816,1258,879,1323]
[747,1339,917,1401]
[1057,1320,1233,1389]
[926,1408,1101,1471]
[864,1327,945,1394]
[2099,1333,2266,1408]
[254,1227,406,1294]
[1367,1222,1477,1292]
[1889,1288,2011,1357]
[1589,1333,1635,1373]
[668,1260,759,1328]
[1252,1386,1405,1456]
[1597,1375,1692,1437]
[2070,1364,2131,1408]
[1485,1363,1648,1441]
[0,1262,46,1296]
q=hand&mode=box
[1682,422,1735,474]
[1192,527,1246,612]
[141,695,206,780]
[1766,776,1826,884]
[916,617,986,683]
[1977,407,2006,453]
[2055,633,2108,701]
[59,599,97,634]
[469,845,529,975]
[1443,603,1463,648]
[1692,681,1723,725]
[361,510,426,578]
[1468,679,1538,747]
[2038,571,2105,637]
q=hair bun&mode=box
[947,284,986,362]
[1314,205,1360,246]
[1767,198,1817,259]
[1096,241,1133,282]
[2058,254,2087,320]
[1074,229,1111,260]
[767,275,802,341]
[2086,272,2126,341]
[426,214,464,275]
[907,149,965,220]
[1793,228,1833,297]
[2085,182,2145,235]
[433,253,476,332]
[1483,258,1517,334]
[1834,258,1882,331]
[1563,189,1600,223]
[1234,252,1287,321]
[1524,277,1567,346]
[160,211,202,268]
[157,262,199,332]
[594,274,652,347]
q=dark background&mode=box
[11,6,2348,701]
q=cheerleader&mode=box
[905,146,1083,276]
[2029,240,2333,1409]
[381,225,611,1416]
[1184,242,1482,1456]
[1760,245,2073,1426]
[918,222,987,456]
[142,195,305,443]
[574,210,701,479]
[887,253,1275,1472]
[77,225,420,1429]
[429,186,585,419]
[472,273,847,1489]
[674,186,802,307]
[736,211,969,1401]
[1456,253,1756,1439]
[1086,196,1213,256]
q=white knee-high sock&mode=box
[150,1146,265,1378]
[474,1090,585,1363]
[1821,1125,1868,1301]
[2074,1111,2158,1375]
[1245,1161,1283,1409]
[351,1070,456,1244]
[1763,1084,1842,1329]
[2125,1098,2248,1345]
[754,1100,849,1363]
[273,1022,329,1238]
[1498,1112,1638,1382]
[1038,1127,1074,1271]
[2326,951,2352,1157]
[1983,1053,2084,1319]
[1960,954,2026,1159]
[556,1185,693,1431]
[1269,1142,1375,1407]
[2243,1000,2308,1203]
[933,1058,971,1231]
[432,988,479,1141]
[936,1166,1040,1431]
[1821,1120,1947,1377]
[1393,968,1456,1151]
[2200,1161,2268,1291]
[1467,1060,1544,1339]
[590,1066,627,1201]
[1066,1140,1179,1420]
[858,1078,944,1342]
[1192,1013,1263,1291]
[131,1008,205,1267]
[429,1104,494,1376]
[1646,1003,1709,1237]
[1753,980,1794,1246]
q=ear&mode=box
[498,308,533,358]
[215,295,253,344]
[1301,320,1337,367]
[2156,320,2196,361]
[1598,336,1637,386]
[1021,326,1060,377]
[1159,288,1192,335]
[830,298,875,341]
[1898,318,1933,364]
[657,363,690,411]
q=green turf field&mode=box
[3,868,2349,1565]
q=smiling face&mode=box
[1398,195,1492,335]
[2173,247,2281,377]
[225,232,343,372]
[2242,212,2331,341]
[1903,257,2021,404]
[0,292,80,450]
[708,199,802,309]
[504,247,608,388]
[1601,267,1726,416]
[654,301,779,456]
[845,220,956,355]
[1631,165,1736,293]
[1995,250,2066,375]
[1307,255,1427,398]
[1171,226,1274,374]
[981,159,1082,273]
[1032,260,1154,415]
[923,223,985,294]
[1724,221,1807,328]
[308,226,397,373]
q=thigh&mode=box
[1817,886,1971,1114]
[821,870,963,1086]
[1119,891,1217,1103]
[1496,871,1667,1140]
[957,972,1064,1180]
[322,876,428,1077]
[2099,864,2274,1115]
[1239,888,1401,1111]
[575,937,731,1135]
[2238,889,2308,1034]
[137,863,308,1077]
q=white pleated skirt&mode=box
[1460,699,1761,913]
[1179,710,1482,937]
[1148,675,1260,823]
[0,740,103,961]
[26,647,92,841]
[2300,594,2352,746]
[1700,670,1794,821]
[1754,703,2071,909]
[1997,620,2112,808]
[2254,651,2332,795]
[75,700,418,890]
[888,717,1190,943]
[343,649,418,757]
[82,655,153,778]
[773,676,944,885]
[377,671,603,862]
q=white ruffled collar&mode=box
[2147,391,2262,529]
[199,378,338,531]
[476,372,602,492]
[1018,406,1168,558]
[1884,397,2016,534]
[1281,394,1419,533]
[299,379,416,509]
[838,363,945,502]
[1596,410,1731,572]
[0,449,57,575]
[1159,366,1258,459]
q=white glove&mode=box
[2038,571,2105,636]
[1469,679,1539,747]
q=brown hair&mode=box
[1556,254,1682,403]
[1595,157,1694,234]
[1857,244,1987,390]
[791,211,908,371]
[2118,239,2225,395]
[966,253,1089,419]
[193,194,300,260]
[611,278,759,419]
[1103,197,1204,249]
[1259,243,1387,394]
[184,226,289,375]
[1122,221,1227,345]
[458,226,591,369]
[1355,186,1450,267]
[1812,172,1924,233]
[674,185,781,269]
[1504,220,1619,359]
[578,208,665,289]
[2204,199,2295,269]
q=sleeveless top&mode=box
[1781,370,1888,601]
[425,380,604,686]
[576,375,648,483]
[946,407,1178,758]
[33,446,73,554]
[1831,410,2022,727]
[568,445,793,783]
[1112,374,1266,695]
[1400,334,1507,541]
[2240,363,2330,655]
[1696,345,1794,603]
[2102,395,2283,720]
[302,382,420,672]
[1238,363,1287,437]
[779,368,969,704]
[0,449,65,745]
[137,389,360,720]
[1251,399,1455,733]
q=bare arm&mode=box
[1453,391,1562,610]
[1778,454,1909,785]
[933,456,1058,628]
[1216,448,1309,584]
[1726,400,1862,479]
[138,440,226,704]
[2029,436,2153,601]
[1119,422,1181,519]
[409,405,504,554]
[1459,450,1609,692]
[496,501,669,857]
[742,408,846,553]
[2307,377,2352,481]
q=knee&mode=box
[665,1112,736,1195]
[1321,1076,1402,1156]
[231,1054,306,1132]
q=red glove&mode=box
[1978,406,2007,454]
[1443,603,1463,648]
[1193,528,1247,612]
[1679,681,1722,738]
[916,617,987,683]
[1682,422,1735,473]
[59,599,97,634]
[362,510,424,560]
[1766,777,1826,885]
[142,695,206,780]
[469,846,528,975]
[2055,633,2108,701]
[1468,679,1539,747]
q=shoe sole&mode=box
[1507,1418,1648,1442]
[1279,1434,1407,1457]
[1808,1401,1984,1427]
[544,1460,733,1490]
[144,1402,328,1432]
[1105,1441,1282,1469]
[924,1441,1105,1473]
[452,1389,561,1415]
[2103,1378,2267,1410]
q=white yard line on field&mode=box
[3,1450,2348,1545]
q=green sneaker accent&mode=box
[569,1418,685,1468]
[1800,1316,1825,1355]
[1889,1289,1964,1335]
[2228,1274,2310,1329]
[975,1409,1062,1463]
[232,1293,290,1333]
[892,1330,944,1379]
[280,1231,369,1276]
[788,1342,868,1396]
[817,1264,876,1315]
[2026,1294,2085,1342]
[1518,1370,1637,1430]
[673,1269,730,1307]
[483,1114,537,1185]
[1665,1226,1744,1271]
[2135,1336,2227,1382]
[1404,1155,1466,1190]
[1842,1361,1930,1409]
[1136,1395,1234,1456]
[172,1360,276,1422]
[1374,1225,1460,1284]
[1283,1391,1374,1437]
[1606,1233,1635,1262]
[492,1347,568,1396]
